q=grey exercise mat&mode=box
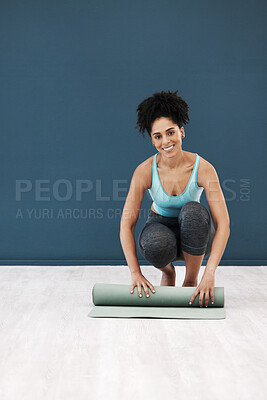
[88,283,225,320]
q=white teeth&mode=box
[163,145,174,151]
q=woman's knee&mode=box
[138,222,177,268]
[179,201,210,228]
[178,201,210,255]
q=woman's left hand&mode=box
[189,271,215,307]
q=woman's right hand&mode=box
[130,272,156,298]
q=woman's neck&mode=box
[158,148,186,170]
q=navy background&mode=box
[0,0,266,265]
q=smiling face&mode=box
[150,117,185,155]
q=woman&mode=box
[120,90,230,307]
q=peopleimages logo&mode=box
[15,178,251,202]
[14,177,251,221]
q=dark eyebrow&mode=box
[152,127,175,136]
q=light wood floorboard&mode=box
[0,265,266,400]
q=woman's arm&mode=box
[205,226,230,274]
[200,161,231,275]
[119,164,148,275]
[120,164,156,296]
[188,160,230,307]
[120,227,142,274]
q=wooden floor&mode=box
[0,265,266,400]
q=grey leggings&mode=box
[138,201,215,269]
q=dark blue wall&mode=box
[0,0,266,265]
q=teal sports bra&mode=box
[147,152,204,217]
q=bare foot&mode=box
[160,263,176,286]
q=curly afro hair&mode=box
[135,90,190,139]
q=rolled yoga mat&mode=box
[88,283,225,320]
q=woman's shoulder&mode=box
[194,152,217,187]
[184,150,208,164]
[182,150,213,169]
[133,155,154,190]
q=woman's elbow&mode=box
[215,223,230,235]
[120,219,136,235]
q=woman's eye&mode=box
[155,132,174,139]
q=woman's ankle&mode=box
[182,279,197,287]
[161,262,175,275]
